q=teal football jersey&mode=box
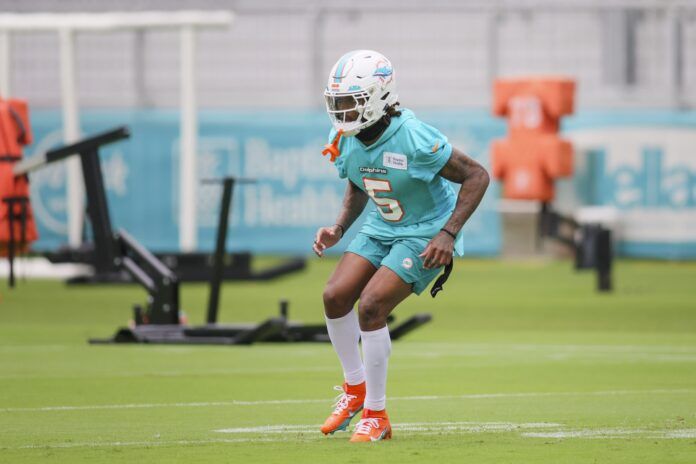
[331,109,464,255]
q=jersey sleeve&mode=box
[406,121,453,183]
[326,129,348,179]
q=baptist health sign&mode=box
[567,117,696,258]
[23,109,696,259]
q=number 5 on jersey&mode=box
[362,178,404,222]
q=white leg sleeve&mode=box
[325,310,365,385]
[360,326,392,411]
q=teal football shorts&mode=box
[345,232,443,295]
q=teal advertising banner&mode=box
[23,109,501,256]
[22,109,696,259]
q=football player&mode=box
[313,50,489,442]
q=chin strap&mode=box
[430,260,454,298]
[322,129,344,162]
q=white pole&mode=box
[0,31,10,97]
[665,6,683,108]
[59,28,83,247]
[179,25,197,251]
[486,11,500,106]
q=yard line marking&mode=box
[0,399,328,412]
[213,423,696,440]
[214,421,563,434]
[5,344,696,380]
[397,342,696,352]
[10,426,696,450]
[9,355,695,381]
[5,353,696,381]
[0,345,68,352]
[391,388,696,401]
[0,365,339,380]
[1,389,693,413]
[523,428,696,439]
[662,429,696,438]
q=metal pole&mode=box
[133,29,148,107]
[309,9,324,108]
[486,10,500,106]
[0,31,10,97]
[179,25,197,252]
[596,228,613,292]
[6,199,15,288]
[59,28,84,247]
[536,201,550,252]
[206,178,235,324]
[666,6,684,108]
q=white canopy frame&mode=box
[0,11,234,251]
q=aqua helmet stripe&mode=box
[333,52,354,83]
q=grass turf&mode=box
[1,257,695,463]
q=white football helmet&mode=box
[324,50,398,136]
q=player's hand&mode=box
[419,232,454,269]
[312,225,343,257]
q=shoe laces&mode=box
[354,418,381,435]
[331,385,358,415]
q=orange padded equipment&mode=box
[0,96,38,256]
[491,77,575,201]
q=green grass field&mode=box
[1,257,696,463]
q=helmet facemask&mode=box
[324,85,384,136]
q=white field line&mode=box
[3,343,696,380]
[7,350,695,381]
[523,428,696,439]
[399,343,696,353]
[0,365,339,380]
[214,421,562,434]
[4,342,696,352]
[0,345,69,352]
[4,344,696,357]
[4,342,696,356]
[4,351,696,381]
[10,425,696,451]
[214,422,696,439]
[1,388,693,413]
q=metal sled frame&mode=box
[537,202,613,292]
[94,176,432,344]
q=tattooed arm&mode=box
[419,147,490,269]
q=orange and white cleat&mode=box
[349,408,392,442]
[320,382,365,435]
